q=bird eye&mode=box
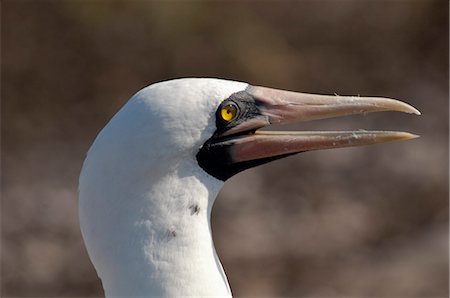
[220,103,238,122]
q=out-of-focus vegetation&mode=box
[2,0,448,297]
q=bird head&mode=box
[83,78,419,188]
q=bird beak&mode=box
[221,85,420,163]
[197,85,420,180]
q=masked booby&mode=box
[79,78,420,297]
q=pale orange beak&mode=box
[197,85,420,180]
[225,85,420,162]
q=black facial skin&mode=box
[196,89,294,181]
[213,90,260,136]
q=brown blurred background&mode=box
[2,0,448,297]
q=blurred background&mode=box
[2,0,448,297]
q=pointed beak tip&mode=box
[407,133,420,140]
[386,98,420,115]
[409,106,421,116]
[396,132,420,141]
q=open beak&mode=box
[197,85,420,181]
[226,85,419,163]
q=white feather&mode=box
[79,78,248,297]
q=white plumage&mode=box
[80,79,245,296]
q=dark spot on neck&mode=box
[167,230,176,238]
[189,204,200,215]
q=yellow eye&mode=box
[220,103,238,122]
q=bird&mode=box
[79,78,420,297]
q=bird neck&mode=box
[80,161,231,297]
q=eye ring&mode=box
[220,102,239,123]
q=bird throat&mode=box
[81,163,232,297]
